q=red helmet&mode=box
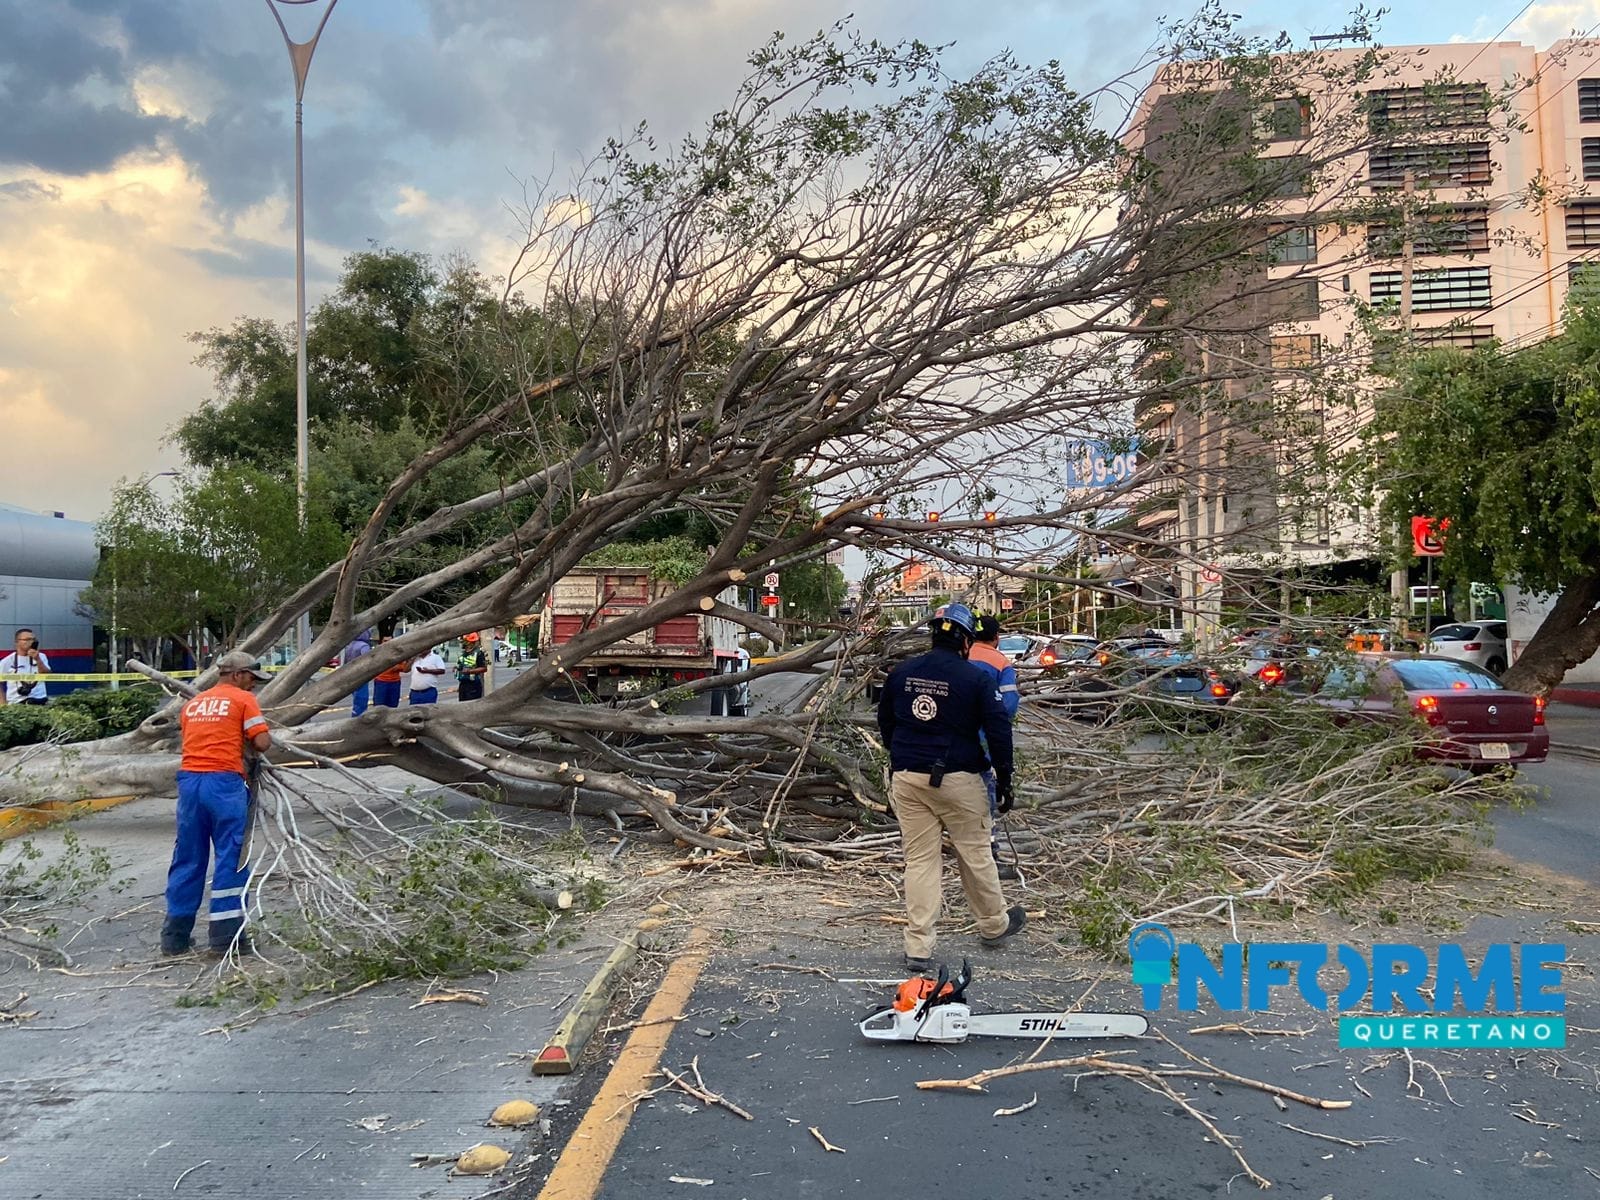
[464,632,481,643]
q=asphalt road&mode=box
[1494,751,1600,886]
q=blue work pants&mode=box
[409,686,438,705]
[373,679,402,708]
[165,770,252,948]
[351,680,370,717]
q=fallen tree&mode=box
[2,17,1502,967]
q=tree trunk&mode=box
[1501,571,1600,695]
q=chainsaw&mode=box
[858,960,1148,1045]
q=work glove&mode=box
[996,772,1015,814]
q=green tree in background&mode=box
[1371,295,1600,693]
[80,470,344,662]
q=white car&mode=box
[1426,621,1508,675]
[997,633,1048,662]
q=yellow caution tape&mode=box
[1,665,329,684]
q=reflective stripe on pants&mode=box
[165,770,252,933]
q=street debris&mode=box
[993,1093,1039,1118]
[668,1177,715,1186]
[412,986,488,1009]
[1277,1122,1397,1148]
[1189,1023,1313,1038]
[846,1095,900,1106]
[453,1144,511,1176]
[172,1160,211,1191]
[660,1057,754,1121]
[352,1114,391,1132]
[488,1100,541,1129]
[809,1126,846,1154]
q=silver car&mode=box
[1426,621,1508,675]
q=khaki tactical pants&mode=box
[893,770,1009,959]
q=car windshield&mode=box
[998,636,1033,654]
[1391,660,1504,691]
[1429,624,1475,641]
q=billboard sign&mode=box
[1065,439,1140,491]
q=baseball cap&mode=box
[215,650,271,681]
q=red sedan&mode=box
[1295,654,1548,769]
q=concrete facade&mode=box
[1132,39,1600,636]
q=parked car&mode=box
[1092,636,1172,667]
[1034,639,1098,670]
[1286,654,1547,770]
[1426,621,1508,675]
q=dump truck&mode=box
[538,566,750,714]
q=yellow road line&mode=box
[537,927,711,1200]
[0,795,141,842]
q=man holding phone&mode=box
[0,629,52,705]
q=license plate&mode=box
[1479,742,1511,760]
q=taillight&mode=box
[1259,662,1285,686]
[1210,682,1230,697]
[1451,680,1469,690]
[1535,696,1546,726]
[1413,694,1444,725]
[1041,649,1057,666]
[1096,651,1111,665]
[1462,642,1481,651]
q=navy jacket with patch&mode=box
[877,645,1014,776]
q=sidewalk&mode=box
[1545,701,1600,762]
[0,788,622,1200]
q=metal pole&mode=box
[266,0,338,661]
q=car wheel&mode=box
[1485,656,1506,676]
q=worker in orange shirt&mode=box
[372,629,410,708]
[969,613,1021,880]
[160,651,272,957]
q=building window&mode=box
[1368,142,1492,188]
[1366,207,1490,257]
[1256,96,1312,141]
[1565,201,1600,248]
[1268,224,1318,264]
[1580,78,1600,123]
[1266,278,1320,320]
[1370,266,1491,312]
[1418,324,1496,350]
[1271,334,1322,368]
[1584,138,1600,180]
[1366,83,1491,131]
[1263,154,1311,198]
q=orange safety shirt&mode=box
[374,658,410,684]
[179,684,268,776]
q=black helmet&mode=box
[974,612,1000,640]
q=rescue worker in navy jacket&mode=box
[877,603,1026,971]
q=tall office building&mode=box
[1128,38,1600,634]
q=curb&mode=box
[0,794,139,843]
[533,929,642,1075]
[1551,741,1600,764]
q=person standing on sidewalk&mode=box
[343,628,375,717]
[0,629,52,705]
[876,603,1025,972]
[161,651,272,957]
[455,632,490,702]
[968,613,1021,880]
[408,645,447,705]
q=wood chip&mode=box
[994,1092,1039,1118]
[411,989,488,1008]
[669,1177,715,1186]
[809,1126,846,1153]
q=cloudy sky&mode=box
[1,0,1591,520]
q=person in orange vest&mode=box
[372,629,410,708]
[968,613,1021,880]
[160,651,272,957]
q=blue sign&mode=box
[1128,921,1566,1048]
[1065,439,1140,490]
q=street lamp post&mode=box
[266,0,339,660]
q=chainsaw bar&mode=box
[965,1011,1148,1039]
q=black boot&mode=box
[207,917,252,957]
[160,914,195,956]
